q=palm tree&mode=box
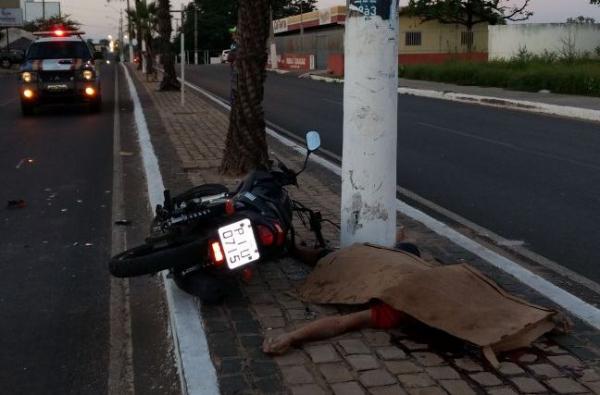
[157,0,180,90]
[127,1,159,74]
[220,0,271,175]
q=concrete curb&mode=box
[307,74,600,123]
[267,68,290,75]
[122,64,220,395]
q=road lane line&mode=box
[108,64,135,395]
[321,98,343,105]
[181,77,600,330]
[0,98,16,107]
[121,64,219,395]
[419,121,600,172]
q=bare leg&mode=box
[263,310,372,355]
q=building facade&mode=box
[271,6,489,74]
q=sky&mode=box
[52,0,600,40]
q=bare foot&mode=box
[262,334,293,355]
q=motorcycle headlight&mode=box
[82,70,94,81]
[22,72,36,83]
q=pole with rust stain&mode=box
[340,0,399,247]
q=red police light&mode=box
[54,29,65,37]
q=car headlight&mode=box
[83,70,94,81]
[22,72,36,83]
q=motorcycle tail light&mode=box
[209,240,225,266]
[273,222,286,246]
[257,225,274,246]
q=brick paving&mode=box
[130,66,600,395]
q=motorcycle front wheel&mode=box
[109,238,206,278]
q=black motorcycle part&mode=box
[109,239,206,278]
[396,242,421,258]
[173,184,229,205]
[172,267,226,304]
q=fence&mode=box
[489,24,600,60]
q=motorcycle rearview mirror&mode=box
[306,131,321,153]
[296,131,322,177]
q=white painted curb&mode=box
[308,75,600,123]
[121,64,220,395]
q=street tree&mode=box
[178,0,237,56]
[220,0,271,175]
[566,16,596,24]
[272,0,318,19]
[407,0,532,50]
[156,0,180,90]
[127,1,159,73]
[23,15,81,32]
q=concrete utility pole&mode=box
[269,7,278,69]
[126,0,134,62]
[119,10,125,62]
[299,1,304,52]
[340,0,399,247]
[194,5,198,65]
[180,5,185,106]
[142,0,147,73]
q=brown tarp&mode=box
[298,244,562,364]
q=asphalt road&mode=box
[184,64,600,283]
[0,64,179,394]
[0,68,114,393]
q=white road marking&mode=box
[419,122,600,172]
[108,64,134,395]
[0,98,17,107]
[121,64,220,395]
[182,76,600,330]
[321,98,343,105]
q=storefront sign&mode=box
[278,54,315,71]
[0,8,23,27]
[349,0,393,20]
[273,18,288,34]
[0,0,20,8]
[319,9,332,25]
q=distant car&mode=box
[220,49,230,63]
[0,49,24,68]
[18,29,103,116]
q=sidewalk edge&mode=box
[308,74,600,123]
[121,64,220,395]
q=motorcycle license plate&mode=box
[218,219,260,269]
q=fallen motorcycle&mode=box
[109,131,333,303]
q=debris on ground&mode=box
[7,200,26,209]
[15,158,35,169]
[114,220,132,226]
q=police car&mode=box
[19,29,103,116]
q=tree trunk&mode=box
[157,0,179,91]
[220,0,271,175]
[146,32,154,74]
[136,0,144,70]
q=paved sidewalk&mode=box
[130,66,600,395]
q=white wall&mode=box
[489,24,600,60]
